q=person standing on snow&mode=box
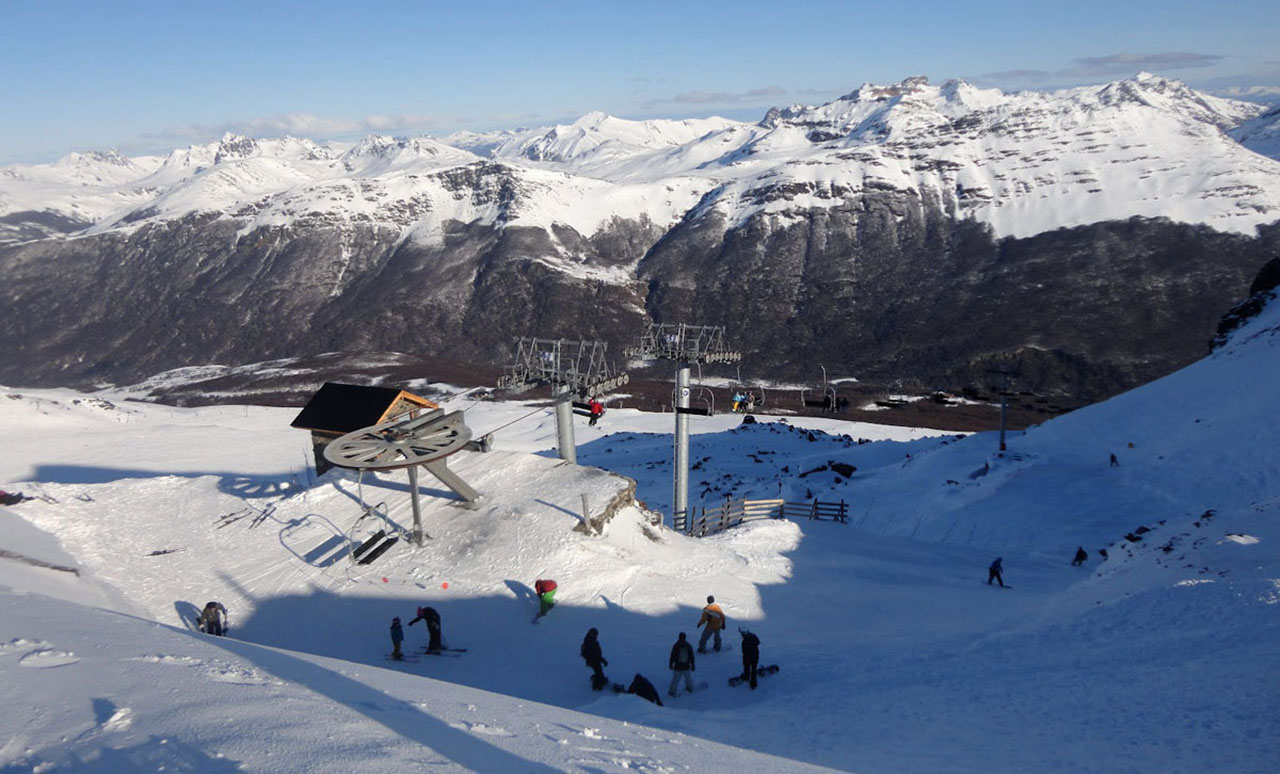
[739,627,761,689]
[987,557,1005,587]
[534,579,557,617]
[1071,547,1089,567]
[696,595,726,653]
[668,632,696,697]
[588,398,604,427]
[390,617,405,660]
[580,627,609,690]
[199,601,228,636]
[408,606,444,652]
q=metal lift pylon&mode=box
[625,323,740,532]
[497,337,629,464]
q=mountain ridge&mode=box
[2,73,1278,396]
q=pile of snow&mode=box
[2,294,1278,772]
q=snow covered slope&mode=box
[2,291,1278,772]
[3,73,1278,247]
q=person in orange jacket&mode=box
[696,595,726,653]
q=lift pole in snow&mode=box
[626,323,739,532]
[497,338,629,464]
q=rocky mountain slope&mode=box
[2,73,1278,394]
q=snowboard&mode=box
[729,664,779,687]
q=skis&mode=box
[419,647,465,657]
[729,664,779,687]
[386,653,420,663]
[983,582,1013,589]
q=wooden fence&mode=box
[684,497,848,537]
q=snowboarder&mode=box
[627,673,663,706]
[534,578,557,617]
[1110,453,1119,467]
[588,398,604,427]
[731,391,744,413]
[198,601,228,636]
[580,627,609,690]
[408,606,443,652]
[738,627,761,689]
[1072,546,1088,567]
[668,632,696,697]
[696,595,726,653]
[987,557,1005,587]
[390,617,405,660]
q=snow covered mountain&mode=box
[2,279,1277,773]
[4,73,1275,243]
[1,73,1278,395]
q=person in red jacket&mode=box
[534,578,558,617]
[588,399,604,427]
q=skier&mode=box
[534,578,557,617]
[580,627,609,690]
[627,673,663,706]
[1110,453,1119,467]
[198,601,228,636]
[390,617,405,660]
[668,632,696,697]
[987,557,1005,587]
[588,398,604,427]
[408,605,443,652]
[1072,546,1088,567]
[696,595,726,653]
[738,627,761,689]
[731,391,744,413]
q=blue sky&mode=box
[2,0,1277,164]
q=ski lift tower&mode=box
[987,364,1019,452]
[497,338,629,464]
[625,323,740,532]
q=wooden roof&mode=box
[290,382,439,434]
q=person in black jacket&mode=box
[580,628,608,690]
[668,632,696,697]
[408,606,443,652]
[627,673,663,706]
[987,557,1004,587]
[739,628,761,689]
